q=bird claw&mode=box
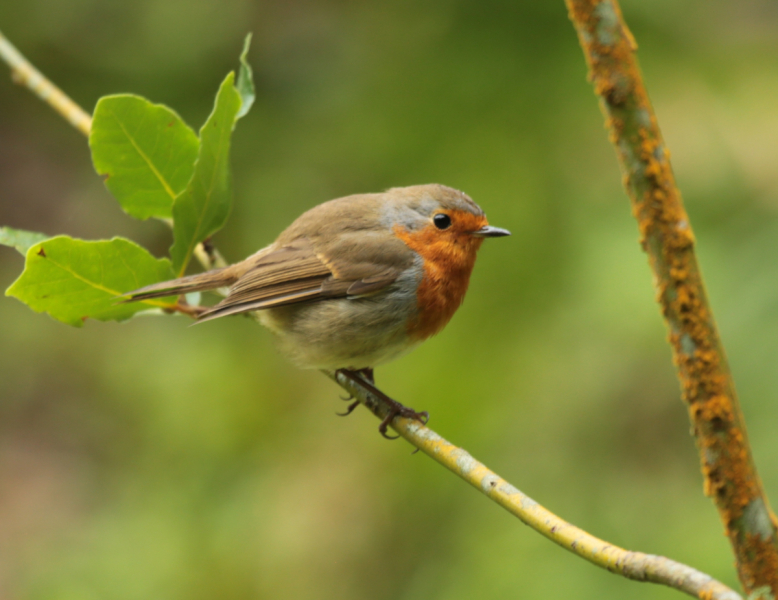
[412,410,430,425]
[336,399,360,417]
[378,418,400,439]
[335,368,429,441]
[377,405,429,439]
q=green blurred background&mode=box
[2,1,778,598]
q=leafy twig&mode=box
[565,1,778,595]
[0,31,226,276]
[326,370,742,600]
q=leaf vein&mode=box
[110,110,177,200]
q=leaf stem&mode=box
[324,369,742,600]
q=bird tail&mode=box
[122,267,237,302]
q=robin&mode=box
[125,184,509,437]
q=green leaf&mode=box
[6,236,177,327]
[236,33,255,120]
[90,95,199,220]
[0,226,50,255]
[170,73,242,275]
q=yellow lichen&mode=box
[565,0,778,593]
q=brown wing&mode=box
[196,236,406,323]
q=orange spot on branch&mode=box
[566,0,778,595]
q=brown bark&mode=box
[564,1,778,596]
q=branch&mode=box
[564,1,778,595]
[0,29,92,136]
[325,370,742,600]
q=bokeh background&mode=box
[2,1,778,598]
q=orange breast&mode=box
[394,212,486,341]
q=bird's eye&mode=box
[433,213,452,230]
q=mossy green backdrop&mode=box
[2,1,778,598]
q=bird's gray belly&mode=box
[257,277,420,370]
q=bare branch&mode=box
[0,29,92,136]
[325,370,743,600]
[564,1,778,595]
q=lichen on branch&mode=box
[565,0,778,595]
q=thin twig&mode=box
[564,1,778,596]
[195,238,228,271]
[325,370,742,600]
[0,30,92,136]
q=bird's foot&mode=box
[337,368,429,440]
[356,367,374,384]
[336,399,360,417]
[377,404,429,440]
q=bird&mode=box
[124,184,510,437]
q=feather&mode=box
[122,268,235,302]
[124,197,424,322]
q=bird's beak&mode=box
[471,225,511,238]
